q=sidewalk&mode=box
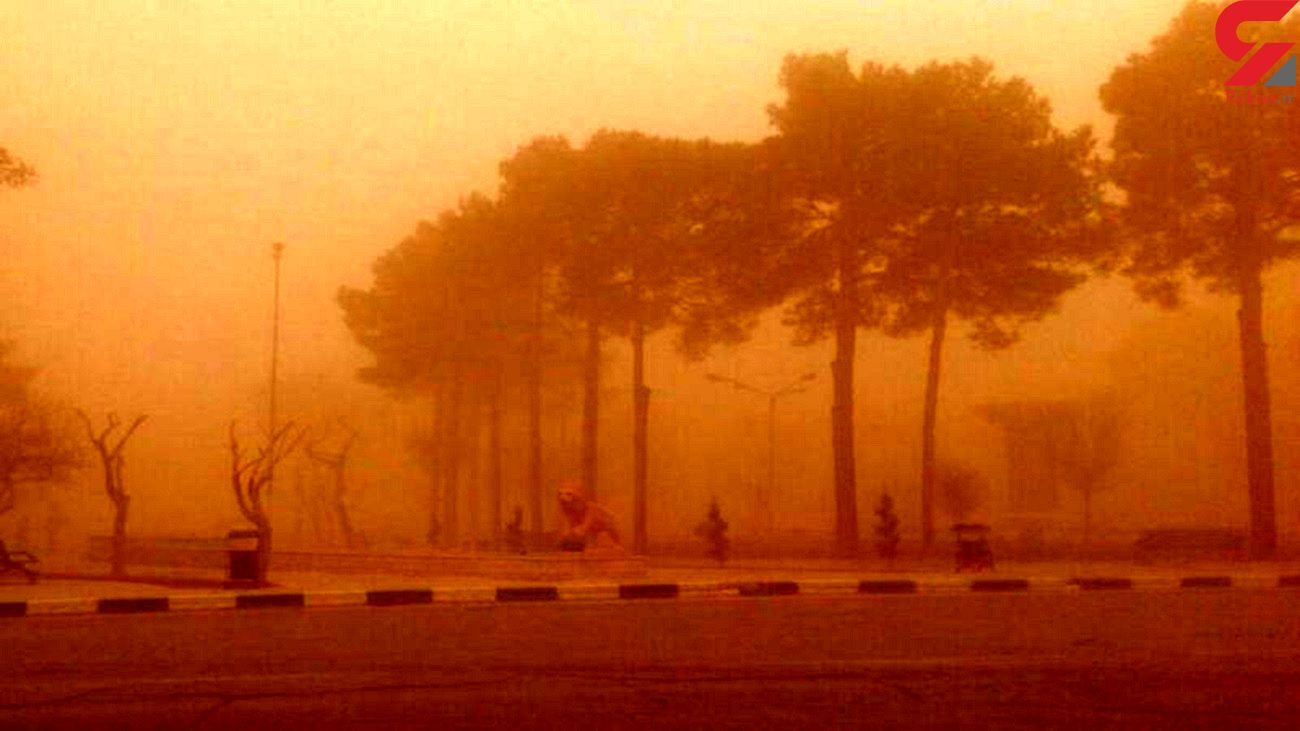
[5,555,1299,606]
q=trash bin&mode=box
[226,529,261,582]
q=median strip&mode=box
[495,586,559,602]
[235,592,306,609]
[737,581,799,597]
[97,597,169,614]
[1069,578,1134,591]
[618,583,680,600]
[1180,576,1232,589]
[2,571,1296,618]
[858,580,918,594]
[969,578,1031,592]
[366,589,433,607]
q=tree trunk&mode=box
[1237,259,1277,559]
[489,369,504,549]
[581,318,601,499]
[110,494,129,578]
[333,469,354,549]
[441,369,463,549]
[527,274,545,542]
[426,384,445,547]
[632,317,650,555]
[831,244,859,557]
[920,307,948,550]
[465,386,482,551]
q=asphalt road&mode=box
[3,590,1299,729]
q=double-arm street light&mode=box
[705,371,817,533]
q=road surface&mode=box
[2,589,1298,729]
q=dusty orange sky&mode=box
[8,1,1295,540]
[0,0,1187,392]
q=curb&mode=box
[3,574,1297,618]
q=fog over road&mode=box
[2,590,1299,729]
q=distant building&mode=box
[975,400,1080,515]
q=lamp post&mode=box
[705,371,817,533]
[268,242,285,498]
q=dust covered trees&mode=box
[0,148,35,188]
[1100,1,1300,557]
[761,53,914,557]
[229,422,305,583]
[876,59,1099,549]
[0,345,80,524]
[304,419,359,549]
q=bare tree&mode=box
[76,411,147,577]
[305,418,359,549]
[229,421,306,583]
[1053,397,1122,551]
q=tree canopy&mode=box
[1101,0,1297,557]
[0,147,35,188]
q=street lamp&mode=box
[268,242,285,498]
[705,370,818,533]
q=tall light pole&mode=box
[705,371,817,533]
[268,242,285,498]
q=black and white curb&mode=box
[3,574,1297,618]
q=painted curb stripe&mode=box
[970,579,1031,592]
[27,598,97,615]
[366,589,433,606]
[1180,576,1232,589]
[168,594,237,611]
[618,584,679,600]
[235,593,305,609]
[677,582,727,595]
[558,585,620,601]
[1069,578,1134,591]
[8,573,1300,617]
[97,597,169,614]
[304,590,367,608]
[496,586,559,602]
[432,587,496,603]
[859,580,918,594]
[737,581,799,597]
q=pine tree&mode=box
[695,498,729,564]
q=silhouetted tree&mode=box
[340,194,530,548]
[874,493,900,561]
[877,59,1099,549]
[695,497,729,564]
[1052,396,1122,550]
[76,411,147,577]
[0,148,35,188]
[498,137,575,541]
[560,131,751,554]
[0,345,80,519]
[762,53,914,556]
[305,418,359,549]
[229,421,306,583]
[1100,1,1300,558]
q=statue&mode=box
[557,480,622,551]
